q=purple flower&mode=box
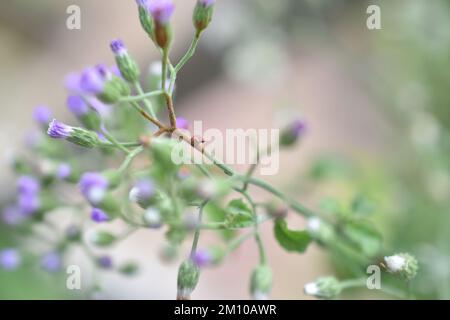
[18,194,40,215]
[47,119,73,139]
[67,95,89,116]
[91,208,109,223]
[64,72,82,93]
[110,65,123,78]
[17,176,40,195]
[41,252,62,273]
[110,39,127,57]
[193,249,212,268]
[57,163,72,180]
[1,206,25,226]
[80,67,105,94]
[79,172,109,205]
[290,119,307,137]
[199,0,215,7]
[129,178,155,206]
[0,249,21,271]
[97,255,113,269]
[148,0,175,25]
[33,106,52,126]
[176,117,189,130]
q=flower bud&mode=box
[41,251,62,273]
[66,95,101,131]
[91,208,110,223]
[80,66,129,104]
[47,119,100,148]
[304,276,341,299]
[33,106,52,128]
[90,231,117,247]
[265,202,288,220]
[250,265,273,300]
[129,178,155,209]
[97,255,113,269]
[384,253,418,281]
[177,260,200,300]
[136,0,154,39]
[110,39,141,83]
[143,207,163,228]
[280,119,307,147]
[193,0,215,33]
[306,217,335,244]
[148,0,175,49]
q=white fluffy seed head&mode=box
[304,282,319,296]
[307,217,321,233]
[384,255,406,273]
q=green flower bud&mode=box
[384,253,418,281]
[137,3,155,40]
[193,0,215,33]
[177,260,200,300]
[250,265,273,300]
[111,40,141,83]
[97,76,130,104]
[306,217,335,244]
[90,231,117,247]
[304,276,341,299]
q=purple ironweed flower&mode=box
[41,252,62,273]
[192,249,212,268]
[67,95,89,116]
[0,249,21,271]
[110,39,127,57]
[80,67,106,94]
[17,176,40,195]
[148,0,175,25]
[199,0,215,7]
[91,208,109,223]
[64,72,82,93]
[47,119,73,139]
[18,194,40,215]
[57,163,72,180]
[33,106,52,126]
[1,206,25,226]
[97,255,113,269]
[129,178,155,207]
[79,172,109,205]
[176,117,189,130]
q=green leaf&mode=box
[204,202,235,240]
[225,199,255,229]
[343,220,382,257]
[273,219,311,253]
[351,194,376,217]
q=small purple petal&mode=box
[193,249,212,268]
[80,67,105,94]
[64,72,82,93]
[98,255,113,269]
[148,0,175,25]
[17,176,40,195]
[67,95,89,116]
[79,172,109,205]
[176,117,189,130]
[0,249,21,271]
[110,65,123,78]
[110,39,127,57]
[57,163,72,180]
[129,178,155,205]
[17,194,40,215]
[47,119,73,139]
[41,252,62,273]
[33,106,52,126]
[199,0,215,7]
[91,208,109,223]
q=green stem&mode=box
[101,129,131,154]
[174,31,201,73]
[339,278,366,290]
[162,48,169,92]
[190,200,209,258]
[99,141,142,148]
[120,90,164,103]
[119,146,144,173]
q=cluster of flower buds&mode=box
[384,253,418,281]
[303,276,342,299]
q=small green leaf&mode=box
[351,194,376,217]
[274,219,311,253]
[225,199,255,229]
[343,220,382,257]
[204,202,235,240]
